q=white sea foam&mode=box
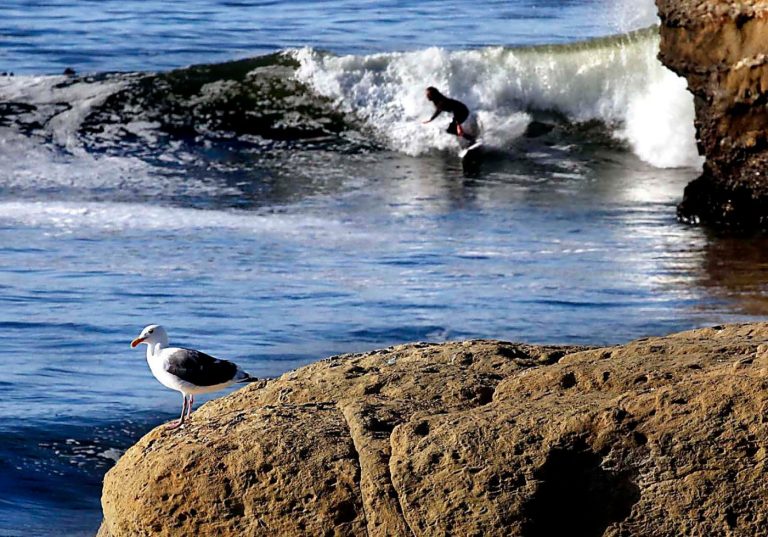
[0,199,363,240]
[98,448,123,462]
[294,29,702,169]
[0,127,159,190]
[603,0,660,33]
[0,74,131,153]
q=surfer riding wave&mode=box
[422,86,479,145]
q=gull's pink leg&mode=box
[167,394,187,429]
[186,394,194,419]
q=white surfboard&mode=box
[459,139,483,159]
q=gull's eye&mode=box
[148,329,154,334]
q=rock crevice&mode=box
[520,438,641,537]
[387,428,418,537]
[336,404,370,537]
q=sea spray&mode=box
[294,29,702,169]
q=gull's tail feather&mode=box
[234,367,259,383]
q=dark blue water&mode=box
[3,1,768,535]
[0,0,654,75]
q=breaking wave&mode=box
[294,27,701,168]
[0,27,701,170]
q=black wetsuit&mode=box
[428,98,470,136]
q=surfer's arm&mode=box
[422,108,442,124]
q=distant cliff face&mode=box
[657,0,768,227]
[99,324,768,537]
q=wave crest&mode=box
[294,28,702,169]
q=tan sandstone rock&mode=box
[100,324,768,536]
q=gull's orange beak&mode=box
[130,336,146,348]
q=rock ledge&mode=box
[101,324,768,536]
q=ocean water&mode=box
[2,0,768,535]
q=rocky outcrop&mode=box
[657,0,768,227]
[100,324,768,536]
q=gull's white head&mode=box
[130,324,169,348]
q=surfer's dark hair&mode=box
[426,86,445,103]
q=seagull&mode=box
[130,324,257,428]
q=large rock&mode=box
[657,0,768,227]
[100,325,768,536]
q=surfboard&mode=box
[459,139,483,159]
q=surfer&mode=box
[422,86,477,144]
